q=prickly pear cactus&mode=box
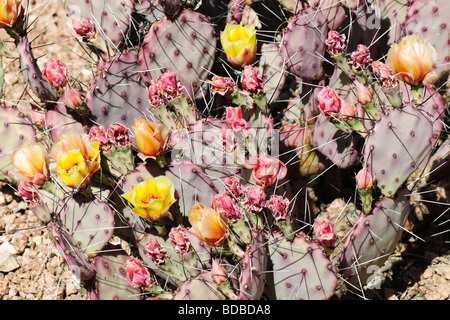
[0,0,448,301]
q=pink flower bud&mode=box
[146,238,168,265]
[169,225,192,254]
[125,258,153,288]
[224,176,242,198]
[247,154,287,187]
[15,181,40,207]
[265,195,290,221]
[241,65,264,95]
[354,80,373,105]
[42,58,67,90]
[211,259,228,285]
[107,123,131,146]
[351,44,372,69]
[226,106,249,135]
[212,192,242,222]
[314,215,337,248]
[72,18,96,40]
[325,30,346,55]
[64,87,85,110]
[243,185,266,213]
[338,98,356,121]
[208,76,236,96]
[356,167,373,189]
[317,86,341,117]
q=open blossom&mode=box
[314,215,337,248]
[132,117,169,159]
[247,155,287,187]
[265,195,290,221]
[122,176,176,222]
[125,258,153,288]
[169,225,191,254]
[242,185,266,213]
[72,18,96,40]
[211,192,242,222]
[0,0,21,28]
[220,23,256,67]
[208,76,236,96]
[50,131,101,189]
[226,106,249,135]
[107,122,131,146]
[188,202,229,247]
[42,58,67,90]
[325,30,346,56]
[385,34,437,86]
[11,142,49,187]
[351,44,372,70]
[317,86,340,117]
[241,65,264,95]
[146,238,167,265]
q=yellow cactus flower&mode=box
[132,117,169,160]
[188,202,229,247]
[220,23,256,68]
[122,176,176,222]
[0,0,21,28]
[11,142,49,186]
[50,131,101,189]
[385,34,437,86]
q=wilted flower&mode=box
[372,61,396,87]
[241,65,264,95]
[385,34,437,86]
[50,131,101,189]
[208,76,236,96]
[220,23,257,67]
[125,258,153,288]
[242,185,266,213]
[211,192,242,222]
[0,0,21,28]
[225,106,249,136]
[146,238,167,265]
[314,215,337,248]
[107,122,130,146]
[132,117,169,159]
[42,58,67,90]
[188,202,229,247]
[15,181,40,206]
[157,70,180,99]
[72,18,96,40]
[265,194,290,221]
[325,30,346,56]
[247,154,287,187]
[88,126,110,150]
[121,176,176,222]
[351,44,372,70]
[317,86,341,117]
[169,225,191,254]
[11,142,49,186]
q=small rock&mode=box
[0,241,20,272]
